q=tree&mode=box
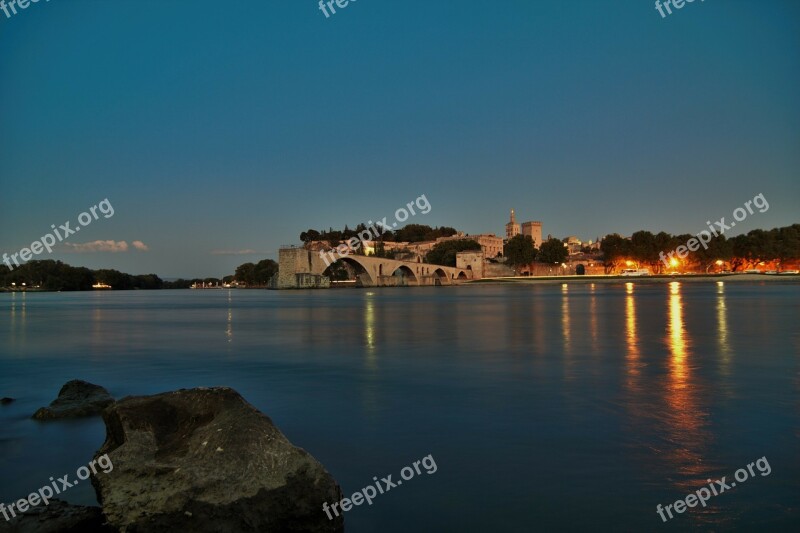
[133,274,163,290]
[232,260,277,286]
[600,234,629,274]
[538,238,569,265]
[326,230,343,248]
[629,230,658,268]
[371,241,390,258]
[730,234,752,271]
[1,260,94,291]
[94,269,135,289]
[300,229,321,243]
[504,235,537,267]
[235,262,256,284]
[163,278,194,289]
[693,235,733,272]
[425,239,481,267]
[253,259,278,285]
[393,224,457,243]
[775,224,800,268]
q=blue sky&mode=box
[1,0,798,278]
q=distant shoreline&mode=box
[2,273,798,293]
[468,273,800,285]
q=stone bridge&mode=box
[274,247,472,289]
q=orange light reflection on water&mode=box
[663,282,716,516]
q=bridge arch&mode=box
[323,257,375,286]
[433,268,450,285]
[391,265,418,286]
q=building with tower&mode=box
[521,221,543,248]
[506,210,543,248]
[505,209,521,239]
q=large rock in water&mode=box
[32,380,114,420]
[91,387,344,532]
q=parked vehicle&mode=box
[620,269,650,276]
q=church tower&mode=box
[505,209,521,239]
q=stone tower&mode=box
[521,221,543,248]
[505,209,521,239]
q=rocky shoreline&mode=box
[3,382,344,532]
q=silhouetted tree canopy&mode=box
[234,259,278,285]
[538,238,569,264]
[425,239,481,267]
[504,235,537,266]
[301,224,457,245]
[0,260,161,291]
[599,225,800,273]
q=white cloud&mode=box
[132,240,149,251]
[63,240,129,253]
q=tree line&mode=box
[0,260,164,291]
[503,235,569,266]
[600,224,800,273]
[0,258,280,291]
[232,259,278,286]
[301,224,458,246]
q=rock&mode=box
[0,397,14,405]
[32,380,114,420]
[0,499,113,533]
[92,387,344,532]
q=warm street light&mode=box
[708,259,725,273]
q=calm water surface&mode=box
[1,282,799,531]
